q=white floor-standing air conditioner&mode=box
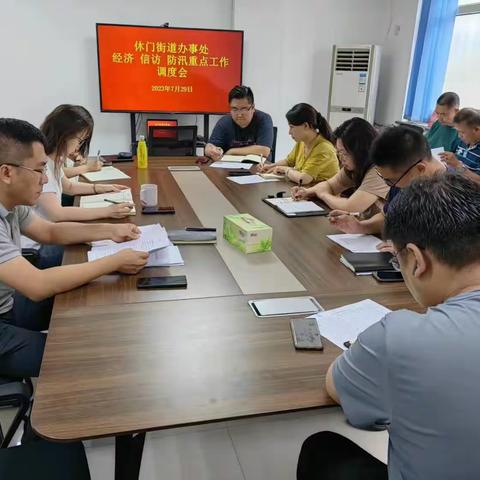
[327,45,381,129]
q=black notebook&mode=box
[340,252,395,273]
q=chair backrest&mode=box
[271,126,278,162]
[147,125,198,156]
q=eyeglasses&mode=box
[389,246,406,271]
[2,163,48,176]
[230,106,253,115]
[375,158,423,188]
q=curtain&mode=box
[404,0,459,122]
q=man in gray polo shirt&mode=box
[297,173,480,479]
[0,118,149,379]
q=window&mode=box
[443,2,480,107]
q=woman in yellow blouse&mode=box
[259,103,339,184]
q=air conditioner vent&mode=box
[335,48,370,71]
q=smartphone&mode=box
[290,318,323,350]
[373,270,404,282]
[142,206,175,214]
[137,275,187,289]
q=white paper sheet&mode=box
[88,224,170,261]
[209,162,252,170]
[309,299,391,350]
[327,234,382,253]
[431,147,445,161]
[227,175,280,185]
[167,166,201,171]
[81,166,131,182]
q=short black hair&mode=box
[333,117,378,188]
[385,173,480,269]
[454,108,480,128]
[228,85,254,104]
[0,118,47,166]
[371,126,431,171]
[437,91,460,108]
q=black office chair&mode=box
[0,438,91,479]
[0,379,32,448]
[271,126,278,162]
[148,125,198,156]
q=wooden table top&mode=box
[32,157,418,442]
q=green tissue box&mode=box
[223,214,273,254]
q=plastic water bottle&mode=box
[137,135,148,169]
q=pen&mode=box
[104,198,124,205]
[185,227,217,232]
[97,149,102,163]
[260,154,264,170]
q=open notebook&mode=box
[81,166,131,182]
[221,154,263,164]
[79,190,136,215]
[263,197,326,217]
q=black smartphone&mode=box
[228,171,252,176]
[142,206,175,214]
[373,270,404,282]
[137,275,187,289]
[290,318,323,350]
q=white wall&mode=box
[234,0,420,159]
[1,0,419,158]
[0,0,233,154]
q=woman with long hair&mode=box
[292,117,389,216]
[259,103,339,184]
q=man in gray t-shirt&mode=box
[297,173,480,480]
[0,119,149,379]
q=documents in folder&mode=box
[263,197,326,217]
[87,224,170,261]
[81,166,131,182]
[227,174,279,185]
[327,234,382,253]
[221,154,262,163]
[309,299,391,350]
[209,162,252,170]
[79,189,135,215]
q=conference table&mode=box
[31,157,418,479]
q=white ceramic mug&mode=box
[140,184,158,207]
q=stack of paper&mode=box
[167,166,201,171]
[81,166,131,182]
[146,245,184,267]
[210,162,252,170]
[227,175,280,185]
[221,154,262,163]
[309,299,391,350]
[87,224,170,261]
[327,234,382,253]
[79,189,136,215]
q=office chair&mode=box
[271,126,278,162]
[148,125,198,156]
[0,437,91,479]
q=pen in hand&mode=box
[104,198,131,206]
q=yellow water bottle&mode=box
[137,135,148,169]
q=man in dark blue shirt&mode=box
[205,86,273,161]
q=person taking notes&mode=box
[259,103,339,185]
[0,119,148,379]
[329,126,445,235]
[292,118,388,215]
[298,173,480,479]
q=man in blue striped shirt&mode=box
[440,108,480,183]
